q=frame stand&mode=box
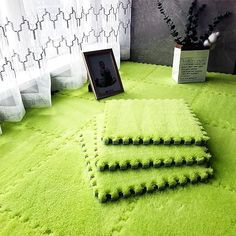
[88,83,93,92]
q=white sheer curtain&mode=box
[0,0,132,124]
[0,2,26,122]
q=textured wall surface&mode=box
[131,0,236,74]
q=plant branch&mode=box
[183,1,206,45]
[156,0,182,44]
[200,11,231,42]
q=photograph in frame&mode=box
[83,49,124,100]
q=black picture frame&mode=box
[83,49,124,100]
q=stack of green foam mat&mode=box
[79,99,213,203]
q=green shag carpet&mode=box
[95,114,211,171]
[103,99,208,145]
[79,115,213,203]
[0,62,236,235]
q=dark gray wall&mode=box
[131,0,236,74]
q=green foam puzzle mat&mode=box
[79,118,213,203]
[103,99,209,145]
[96,115,211,171]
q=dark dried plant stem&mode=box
[200,11,231,43]
[156,0,182,44]
[184,1,206,45]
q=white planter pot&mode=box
[172,45,209,84]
